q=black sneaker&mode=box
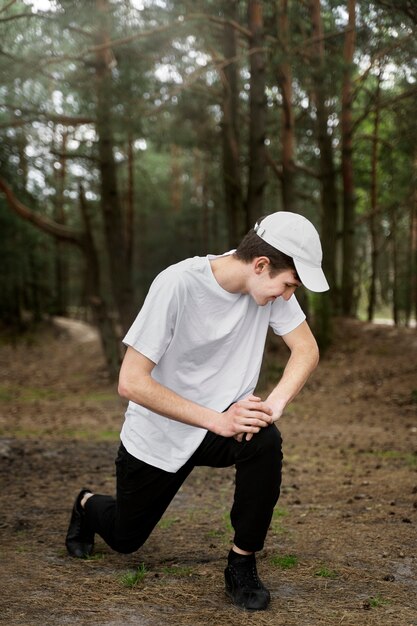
[224,553,271,611]
[65,488,94,558]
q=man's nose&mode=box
[282,289,293,301]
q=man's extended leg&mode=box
[66,442,193,556]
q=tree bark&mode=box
[390,206,399,325]
[79,185,122,379]
[125,133,135,271]
[246,0,267,227]
[367,72,382,322]
[94,0,135,333]
[0,177,83,245]
[221,0,244,247]
[309,0,338,301]
[170,144,182,214]
[307,0,339,349]
[409,154,417,327]
[341,0,356,316]
[277,0,295,212]
[53,128,68,316]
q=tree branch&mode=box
[0,177,83,245]
[0,0,18,15]
[0,114,95,130]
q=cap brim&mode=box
[294,259,330,293]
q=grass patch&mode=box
[0,385,14,402]
[206,528,226,539]
[315,566,338,579]
[158,517,179,530]
[162,565,193,577]
[271,506,288,533]
[368,593,390,608]
[79,391,117,403]
[120,563,148,588]
[366,450,417,468]
[223,511,233,533]
[270,554,298,569]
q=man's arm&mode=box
[118,347,273,438]
[264,320,319,421]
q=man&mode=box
[66,211,329,611]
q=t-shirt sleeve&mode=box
[123,269,182,364]
[269,294,306,336]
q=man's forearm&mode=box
[119,373,219,432]
[265,344,319,419]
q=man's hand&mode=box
[236,395,286,442]
[214,394,273,440]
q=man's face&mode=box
[248,264,301,306]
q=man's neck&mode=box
[210,254,249,294]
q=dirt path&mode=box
[0,319,416,625]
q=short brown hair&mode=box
[234,228,299,278]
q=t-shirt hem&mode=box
[120,432,206,473]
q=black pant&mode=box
[85,424,282,554]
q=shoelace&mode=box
[231,562,263,589]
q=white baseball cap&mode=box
[254,211,329,292]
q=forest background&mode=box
[0,0,416,378]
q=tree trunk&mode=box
[221,0,244,247]
[170,144,182,213]
[95,0,135,333]
[308,0,339,349]
[367,72,382,322]
[341,0,356,316]
[79,185,122,379]
[409,155,417,327]
[246,0,267,227]
[126,133,135,271]
[308,0,338,297]
[277,0,295,212]
[53,128,68,316]
[390,206,399,325]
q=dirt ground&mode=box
[0,317,416,626]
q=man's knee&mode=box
[110,537,143,554]
[254,424,282,456]
[238,424,282,465]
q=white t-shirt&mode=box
[121,254,306,472]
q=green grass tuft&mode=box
[369,593,390,607]
[162,565,193,577]
[158,517,179,530]
[315,566,338,579]
[120,563,148,588]
[270,554,298,569]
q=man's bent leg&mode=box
[191,425,282,610]
[232,424,282,552]
[192,425,282,552]
[80,443,193,554]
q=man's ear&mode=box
[253,256,271,274]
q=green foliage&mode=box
[158,517,180,530]
[0,0,416,333]
[162,565,193,577]
[119,563,148,588]
[270,554,298,569]
[368,593,390,608]
[315,566,339,579]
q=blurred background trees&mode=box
[1,0,416,377]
